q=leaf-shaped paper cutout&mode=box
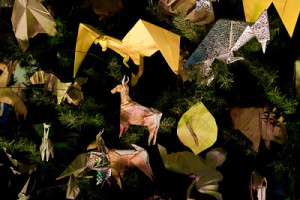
[177,102,217,154]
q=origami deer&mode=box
[111,76,162,145]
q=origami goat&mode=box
[111,76,162,145]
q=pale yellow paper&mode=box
[74,20,180,85]
[242,0,300,37]
[11,0,57,51]
[177,102,218,155]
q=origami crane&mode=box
[73,19,180,85]
[158,145,226,200]
[11,0,57,51]
[30,70,87,105]
[177,102,218,155]
[242,0,300,37]
[158,0,214,25]
[230,106,289,151]
[185,10,270,68]
[111,76,162,145]
[249,171,267,200]
[0,60,27,120]
[39,123,54,162]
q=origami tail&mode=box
[130,56,144,86]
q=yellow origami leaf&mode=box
[74,19,180,85]
[177,102,218,155]
[242,0,300,37]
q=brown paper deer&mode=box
[111,76,162,145]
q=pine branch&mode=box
[159,117,177,133]
[106,57,123,83]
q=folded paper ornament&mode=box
[39,123,54,162]
[73,19,180,85]
[0,102,8,123]
[230,106,289,151]
[158,145,226,200]
[30,70,87,105]
[0,60,27,120]
[185,10,270,69]
[177,102,218,155]
[242,0,300,37]
[158,0,215,25]
[249,171,267,200]
[111,76,162,145]
[11,0,57,51]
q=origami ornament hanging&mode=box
[242,0,300,37]
[0,60,27,120]
[158,145,226,200]
[11,0,57,51]
[185,10,270,68]
[40,123,54,162]
[177,102,218,155]
[56,153,96,199]
[30,70,87,105]
[80,0,123,19]
[230,106,289,151]
[108,144,154,189]
[158,0,215,25]
[111,76,162,145]
[73,20,180,86]
[249,171,267,200]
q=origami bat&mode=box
[30,70,87,105]
[39,123,54,162]
[0,60,27,120]
[158,0,214,25]
[111,76,163,145]
[177,102,218,155]
[242,0,300,37]
[158,145,226,200]
[11,0,57,51]
[249,171,267,200]
[185,10,270,68]
[73,19,180,86]
[80,0,123,19]
[230,106,289,151]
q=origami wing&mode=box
[74,19,180,85]
[242,0,300,37]
[11,0,57,51]
[177,102,218,155]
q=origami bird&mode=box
[185,10,270,69]
[73,19,180,86]
[111,76,162,145]
[0,60,27,120]
[11,0,57,51]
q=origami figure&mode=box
[73,20,180,85]
[0,60,27,120]
[249,171,267,200]
[40,123,54,162]
[158,0,215,25]
[11,0,57,51]
[158,145,226,200]
[0,102,8,123]
[111,76,162,145]
[185,10,270,68]
[242,0,300,37]
[177,102,218,155]
[230,106,289,151]
[80,0,123,19]
[30,70,87,105]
